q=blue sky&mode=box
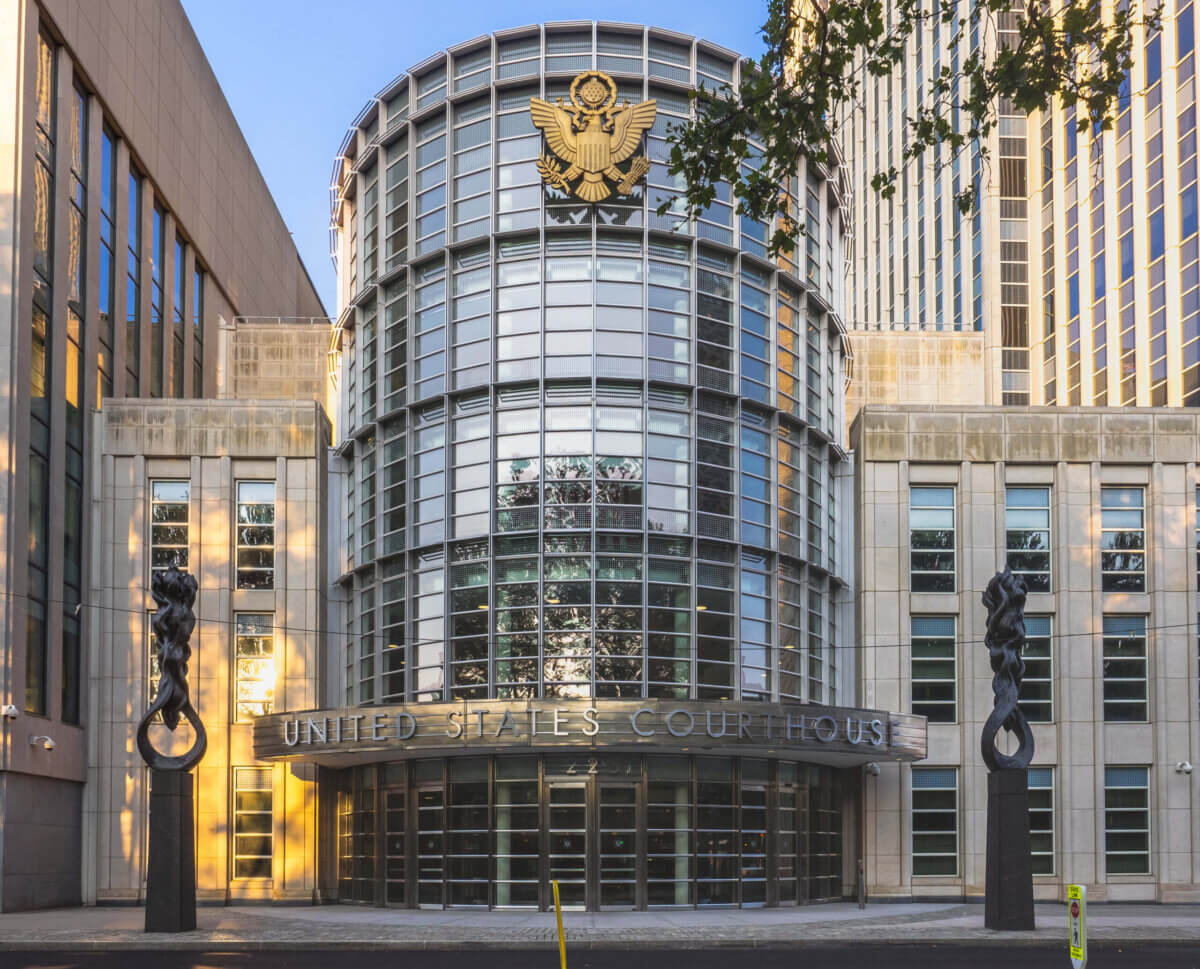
[180,1,768,314]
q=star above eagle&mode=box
[530,71,657,202]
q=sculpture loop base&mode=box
[145,769,197,933]
[985,768,1035,930]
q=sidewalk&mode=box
[1,901,1198,950]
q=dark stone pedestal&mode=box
[145,769,196,933]
[985,768,1035,930]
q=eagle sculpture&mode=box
[530,71,657,202]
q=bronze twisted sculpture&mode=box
[136,566,207,771]
[980,567,1034,772]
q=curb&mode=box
[1,936,1197,952]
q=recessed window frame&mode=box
[909,485,956,593]
[910,615,956,723]
[1019,614,1053,722]
[911,767,958,876]
[1104,765,1151,875]
[232,766,274,880]
[150,480,190,575]
[1102,614,1148,722]
[1100,486,1146,592]
[235,480,276,590]
[234,613,275,722]
[1027,767,1055,875]
[1005,485,1052,593]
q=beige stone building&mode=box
[844,328,987,433]
[86,399,329,904]
[0,0,324,908]
[853,404,1200,902]
[215,317,335,419]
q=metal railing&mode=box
[231,316,333,327]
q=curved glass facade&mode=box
[329,23,853,908]
[337,754,845,909]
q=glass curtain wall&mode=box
[336,755,844,910]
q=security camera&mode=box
[29,735,55,750]
[1176,761,1193,774]
[865,762,881,776]
[1,704,18,720]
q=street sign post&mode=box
[1068,884,1087,969]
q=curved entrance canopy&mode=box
[254,698,927,768]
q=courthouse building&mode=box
[246,23,927,911]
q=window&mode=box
[911,616,956,722]
[1101,487,1145,592]
[910,486,955,592]
[911,767,957,875]
[1028,768,1054,875]
[148,610,161,717]
[1102,615,1147,722]
[1020,616,1053,722]
[232,767,273,879]
[150,481,189,573]
[126,168,142,394]
[1104,766,1150,874]
[236,482,275,589]
[235,614,274,721]
[192,266,205,396]
[1006,486,1051,592]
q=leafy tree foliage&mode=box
[662,0,1159,255]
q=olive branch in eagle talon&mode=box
[530,71,657,202]
[536,153,571,192]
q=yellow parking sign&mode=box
[1068,884,1087,969]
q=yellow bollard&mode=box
[553,878,567,969]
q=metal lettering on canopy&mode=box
[253,698,927,766]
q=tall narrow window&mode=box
[26,32,56,716]
[172,237,185,397]
[150,205,164,396]
[1028,768,1054,875]
[1104,766,1150,874]
[1019,616,1053,722]
[126,169,142,395]
[232,767,273,879]
[236,482,275,589]
[909,486,955,592]
[911,767,958,875]
[150,481,189,574]
[192,265,205,396]
[910,616,956,722]
[98,127,116,403]
[1102,615,1147,722]
[63,85,88,724]
[234,614,274,721]
[1101,487,1145,592]
[1005,486,1051,592]
[148,611,161,713]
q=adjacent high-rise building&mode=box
[842,2,1200,417]
[1035,1,1197,407]
[0,0,324,910]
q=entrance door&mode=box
[546,781,587,909]
[416,786,445,907]
[383,788,406,905]
[596,783,638,909]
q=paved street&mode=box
[0,946,1198,969]
[1,901,1200,952]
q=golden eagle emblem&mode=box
[530,71,656,203]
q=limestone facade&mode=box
[85,399,329,904]
[852,405,1200,902]
[844,329,988,434]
